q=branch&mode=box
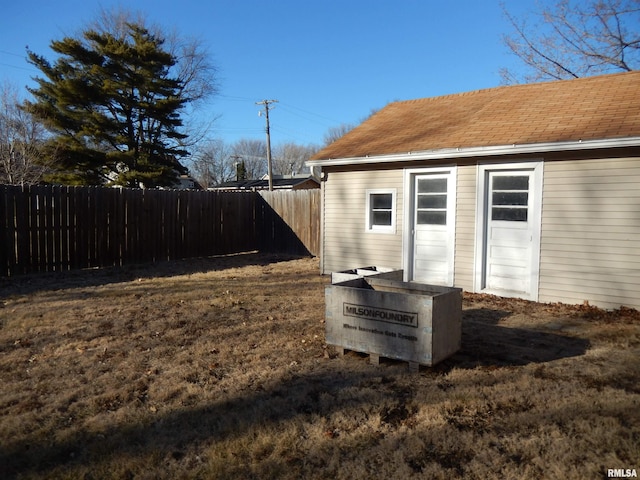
[501,0,640,82]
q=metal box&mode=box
[325,276,462,369]
[330,266,404,284]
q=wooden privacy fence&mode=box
[0,185,320,277]
[259,190,320,259]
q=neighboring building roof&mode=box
[310,71,640,164]
[175,175,203,190]
[211,176,319,191]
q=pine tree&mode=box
[24,22,189,187]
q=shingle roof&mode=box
[311,71,640,161]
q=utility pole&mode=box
[256,99,278,191]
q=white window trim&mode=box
[365,188,397,234]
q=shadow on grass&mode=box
[0,252,309,299]
[339,308,591,373]
[0,307,592,478]
[0,365,407,478]
[435,308,592,370]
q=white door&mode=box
[481,168,541,298]
[411,172,455,285]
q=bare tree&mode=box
[501,0,640,83]
[271,142,320,176]
[189,138,320,187]
[323,123,355,146]
[0,82,49,185]
[231,139,267,180]
[322,109,381,146]
[189,138,234,188]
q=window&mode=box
[491,175,529,222]
[366,189,396,233]
[416,177,448,225]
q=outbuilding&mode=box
[307,71,640,310]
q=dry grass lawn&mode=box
[0,253,638,479]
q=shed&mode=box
[307,71,640,310]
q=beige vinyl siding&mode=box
[453,164,477,291]
[322,169,404,274]
[539,157,640,310]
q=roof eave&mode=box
[306,137,640,167]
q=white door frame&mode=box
[403,166,457,285]
[474,161,543,301]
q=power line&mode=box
[0,49,27,58]
[278,101,341,126]
[218,94,257,102]
[0,62,37,73]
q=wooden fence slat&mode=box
[0,186,10,276]
[122,188,130,264]
[68,186,78,269]
[59,187,68,271]
[29,186,41,272]
[145,189,157,262]
[200,191,210,256]
[210,190,220,254]
[125,188,136,264]
[50,186,60,271]
[154,189,166,262]
[146,189,158,263]
[10,187,20,274]
[87,186,95,267]
[162,190,173,261]
[94,187,105,267]
[140,189,151,263]
[129,188,142,263]
[77,186,88,269]
[105,188,116,267]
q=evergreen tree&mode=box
[236,161,247,181]
[24,22,190,187]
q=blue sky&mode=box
[0,1,540,148]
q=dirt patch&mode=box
[1,253,638,479]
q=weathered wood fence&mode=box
[0,185,320,277]
[259,190,320,259]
